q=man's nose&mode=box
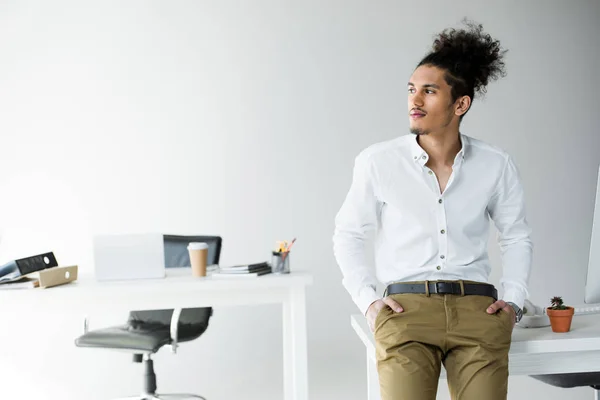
[411,92,424,108]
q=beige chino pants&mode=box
[374,285,513,400]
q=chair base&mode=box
[117,354,206,400]
[113,394,206,400]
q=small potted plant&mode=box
[546,296,574,333]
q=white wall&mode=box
[0,1,599,399]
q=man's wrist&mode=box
[506,301,523,322]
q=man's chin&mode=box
[410,127,429,135]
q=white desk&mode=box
[351,313,600,400]
[0,269,313,400]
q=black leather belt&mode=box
[385,281,498,300]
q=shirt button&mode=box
[422,155,426,159]
[440,229,446,234]
[438,199,443,204]
[436,266,441,270]
[440,255,445,259]
[414,156,417,159]
[428,170,433,175]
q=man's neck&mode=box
[417,131,462,167]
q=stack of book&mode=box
[212,262,272,278]
[0,265,78,290]
[0,277,40,290]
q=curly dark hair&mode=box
[418,19,507,112]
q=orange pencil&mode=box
[286,238,297,252]
[281,238,296,262]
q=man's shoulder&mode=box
[465,135,511,162]
[356,135,411,162]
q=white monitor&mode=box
[584,166,600,304]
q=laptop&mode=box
[93,233,166,281]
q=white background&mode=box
[0,1,599,399]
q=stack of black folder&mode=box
[0,252,58,283]
[213,262,272,277]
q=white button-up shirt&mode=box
[333,134,533,315]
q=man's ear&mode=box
[455,95,471,116]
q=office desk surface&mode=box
[0,269,314,311]
[352,313,600,376]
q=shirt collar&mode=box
[458,134,468,161]
[411,133,469,166]
[411,135,429,166]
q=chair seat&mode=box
[75,320,204,353]
[75,324,172,353]
[531,372,600,388]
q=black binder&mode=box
[0,252,59,283]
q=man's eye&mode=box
[408,88,415,93]
[426,90,435,94]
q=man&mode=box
[333,20,532,400]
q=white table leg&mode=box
[282,286,308,400]
[367,348,381,400]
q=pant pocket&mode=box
[499,308,514,333]
[374,306,391,332]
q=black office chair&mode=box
[162,235,222,271]
[75,235,222,400]
[531,374,600,400]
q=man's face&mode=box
[408,65,458,136]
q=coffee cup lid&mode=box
[188,242,208,250]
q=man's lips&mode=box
[410,110,426,118]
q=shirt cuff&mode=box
[502,286,528,310]
[356,286,381,316]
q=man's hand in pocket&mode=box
[366,297,403,332]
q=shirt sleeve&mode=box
[333,152,381,315]
[488,155,534,309]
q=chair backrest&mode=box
[128,234,222,338]
[163,235,222,268]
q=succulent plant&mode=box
[549,296,569,310]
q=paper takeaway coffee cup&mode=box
[188,242,209,277]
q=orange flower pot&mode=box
[546,307,574,333]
